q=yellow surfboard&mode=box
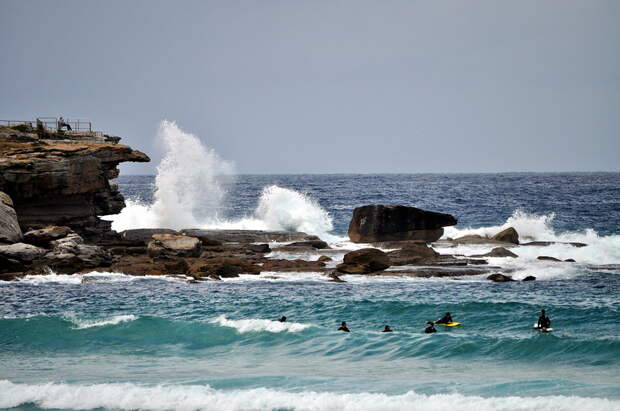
[438,322,461,327]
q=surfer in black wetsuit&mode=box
[537,310,551,330]
[424,321,437,333]
[382,325,393,332]
[436,312,453,325]
[278,316,287,323]
[338,321,350,332]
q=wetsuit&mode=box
[537,315,551,329]
[436,314,453,324]
[338,325,350,332]
[425,324,437,334]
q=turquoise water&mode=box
[1,173,620,410]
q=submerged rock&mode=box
[287,240,330,249]
[470,247,518,258]
[522,275,537,281]
[537,256,562,262]
[180,229,319,243]
[487,273,515,282]
[0,191,22,244]
[337,248,391,274]
[347,205,457,243]
[521,241,587,248]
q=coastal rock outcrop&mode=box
[147,234,202,258]
[491,227,519,244]
[0,191,22,244]
[337,248,390,274]
[487,273,515,282]
[0,126,149,242]
[347,205,457,243]
[387,244,439,266]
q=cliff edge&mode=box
[0,126,150,241]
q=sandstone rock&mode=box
[471,247,518,258]
[387,244,439,266]
[491,227,519,244]
[148,234,202,258]
[0,191,22,244]
[119,229,179,245]
[0,243,46,262]
[318,255,332,262]
[452,235,512,245]
[0,129,150,241]
[537,256,562,262]
[23,226,73,247]
[287,240,330,249]
[337,248,390,274]
[487,273,515,282]
[565,258,576,263]
[189,257,261,278]
[247,243,271,253]
[522,275,537,281]
[40,244,112,273]
[347,205,457,243]
[179,229,319,243]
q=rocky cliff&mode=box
[0,126,149,241]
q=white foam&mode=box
[106,121,336,239]
[0,380,617,411]
[210,315,312,333]
[443,209,620,267]
[9,271,189,285]
[63,313,138,329]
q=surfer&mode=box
[338,321,350,332]
[382,325,393,332]
[278,316,287,323]
[424,321,437,333]
[537,310,551,331]
[436,312,453,325]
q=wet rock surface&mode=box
[348,205,456,243]
[0,191,22,244]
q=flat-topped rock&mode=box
[179,229,319,243]
[119,229,180,245]
[348,205,457,243]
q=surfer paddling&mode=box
[435,312,453,325]
[278,316,287,323]
[382,325,393,332]
[424,321,437,333]
[338,321,350,332]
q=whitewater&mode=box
[3,122,620,410]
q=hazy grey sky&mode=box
[1,0,618,174]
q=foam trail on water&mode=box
[210,315,312,333]
[1,380,618,411]
[107,121,335,239]
[63,313,138,329]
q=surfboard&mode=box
[533,323,553,332]
[438,322,461,327]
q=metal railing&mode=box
[36,117,93,133]
[1,117,106,138]
[0,120,33,128]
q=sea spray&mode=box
[107,122,335,238]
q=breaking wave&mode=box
[63,313,138,329]
[443,209,620,265]
[1,380,618,411]
[210,315,312,333]
[107,121,334,239]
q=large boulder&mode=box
[387,244,439,266]
[487,273,515,282]
[337,248,390,274]
[41,244,112,273]
[0,243,46,262]
[491,227,519,244]
[0,191,22,244]
[347,205,457,243]
[23,226,73,247]
[147,234,202,258]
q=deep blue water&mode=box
[1,173,619,411]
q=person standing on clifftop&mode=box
[58,116,72,131]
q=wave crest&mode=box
[1,380,618,411]
[210,315,312,333]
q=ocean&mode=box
[1,123,619,410]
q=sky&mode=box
[1,0,618,174]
